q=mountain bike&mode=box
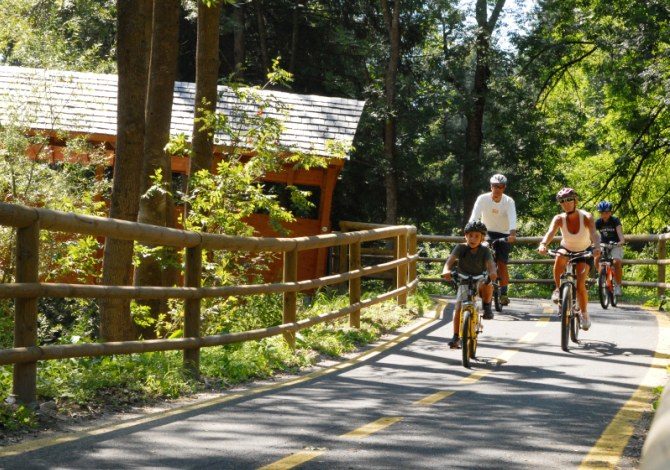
[547,249,593,352]
[489,237,508,312]
[598,242,619,309]
[453,271,488,368]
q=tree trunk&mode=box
[233,3,245,77]
[100,0,152,342]
[254,0,269,76]
[381,0,400,225]
[135,0,180,339]
[461,0,506,222]
[289,1,307,75]
[190,0,221,175]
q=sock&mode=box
[483,302,492,310]
[501,286,508,295]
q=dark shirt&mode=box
[596,216,622,243]
[451,244,493,275]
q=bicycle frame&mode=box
[598,242,619,308]
[454,272,487,367]
[548,249,592,351]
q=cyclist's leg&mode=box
[612,246,624,285]
[553,256,568,289]
[453,303,462,336]
[479,282,493,303]
[575,262,590,321]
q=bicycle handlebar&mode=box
[547,249,593,260]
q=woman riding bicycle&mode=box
[441,221,498,348]
[537,188,601,331]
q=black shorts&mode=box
[486,231,510,263]
[560,247,595,270]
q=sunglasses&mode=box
[558,197,575,203]
[491,184,505,189]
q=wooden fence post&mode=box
[13,221,39,405]
[408,228,417,292]
[283,248,298,348]
[183,245,202,378]
[659,238,667,298]
[396,232,408,306]
[349,241,361,328]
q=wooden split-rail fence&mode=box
[338,221,669,296]
[0,203,418,405]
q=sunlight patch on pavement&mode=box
[339,417,403,439]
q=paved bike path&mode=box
[0,298,666,469]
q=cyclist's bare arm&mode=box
[486,259,498,281]
[538,215,562,254]
[616,224,625,245]
[441,254,457,281]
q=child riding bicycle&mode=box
[594,201,625,296]
[441,221,498,348]
[538,188,601,331]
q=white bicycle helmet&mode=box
[490,174,507,185]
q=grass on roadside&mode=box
[0,290,430,434]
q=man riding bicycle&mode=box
[538,188,601,331]
[469,174,516,307]
[594,201,625,296]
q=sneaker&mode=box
[551,289,560,304]
[483,304,494,320]
[500,294,510,306]
[581,317,591,331]
[448,335,461,349]
[614,285,622,296]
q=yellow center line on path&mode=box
[412,390,455,406]
[339,417,403,439]
[258,450,326,470]
[579,309,670,469]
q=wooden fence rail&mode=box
[0,203,418,405]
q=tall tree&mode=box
[100,0,152,342]
[381,0,401,224]
[461,0,506,221]
[134,0,180,339]
[190,0,222,175]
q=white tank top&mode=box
[560,210,591,251]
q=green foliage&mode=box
[0,0,116,72]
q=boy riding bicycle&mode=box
[469,174,517,307]
[441,221,498,348]
[594,201,625,296]
[537,188,601,331]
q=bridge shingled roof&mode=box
[0,65,365,158]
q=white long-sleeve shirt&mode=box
[469,193,517,234]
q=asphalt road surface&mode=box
[1,297,668,469]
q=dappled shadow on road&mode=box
[0,299,660,469]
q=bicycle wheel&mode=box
[461,308,476,368]
[598,269,609,309]
[560,284,571,352]
[493,285,502,312]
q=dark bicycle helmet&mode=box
[556,187,578,201]
[464,221,487,235]
[596,200,613,212]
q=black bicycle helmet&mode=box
[596,200,613,212]
[556,187,578,201]
[464,221,487,235]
